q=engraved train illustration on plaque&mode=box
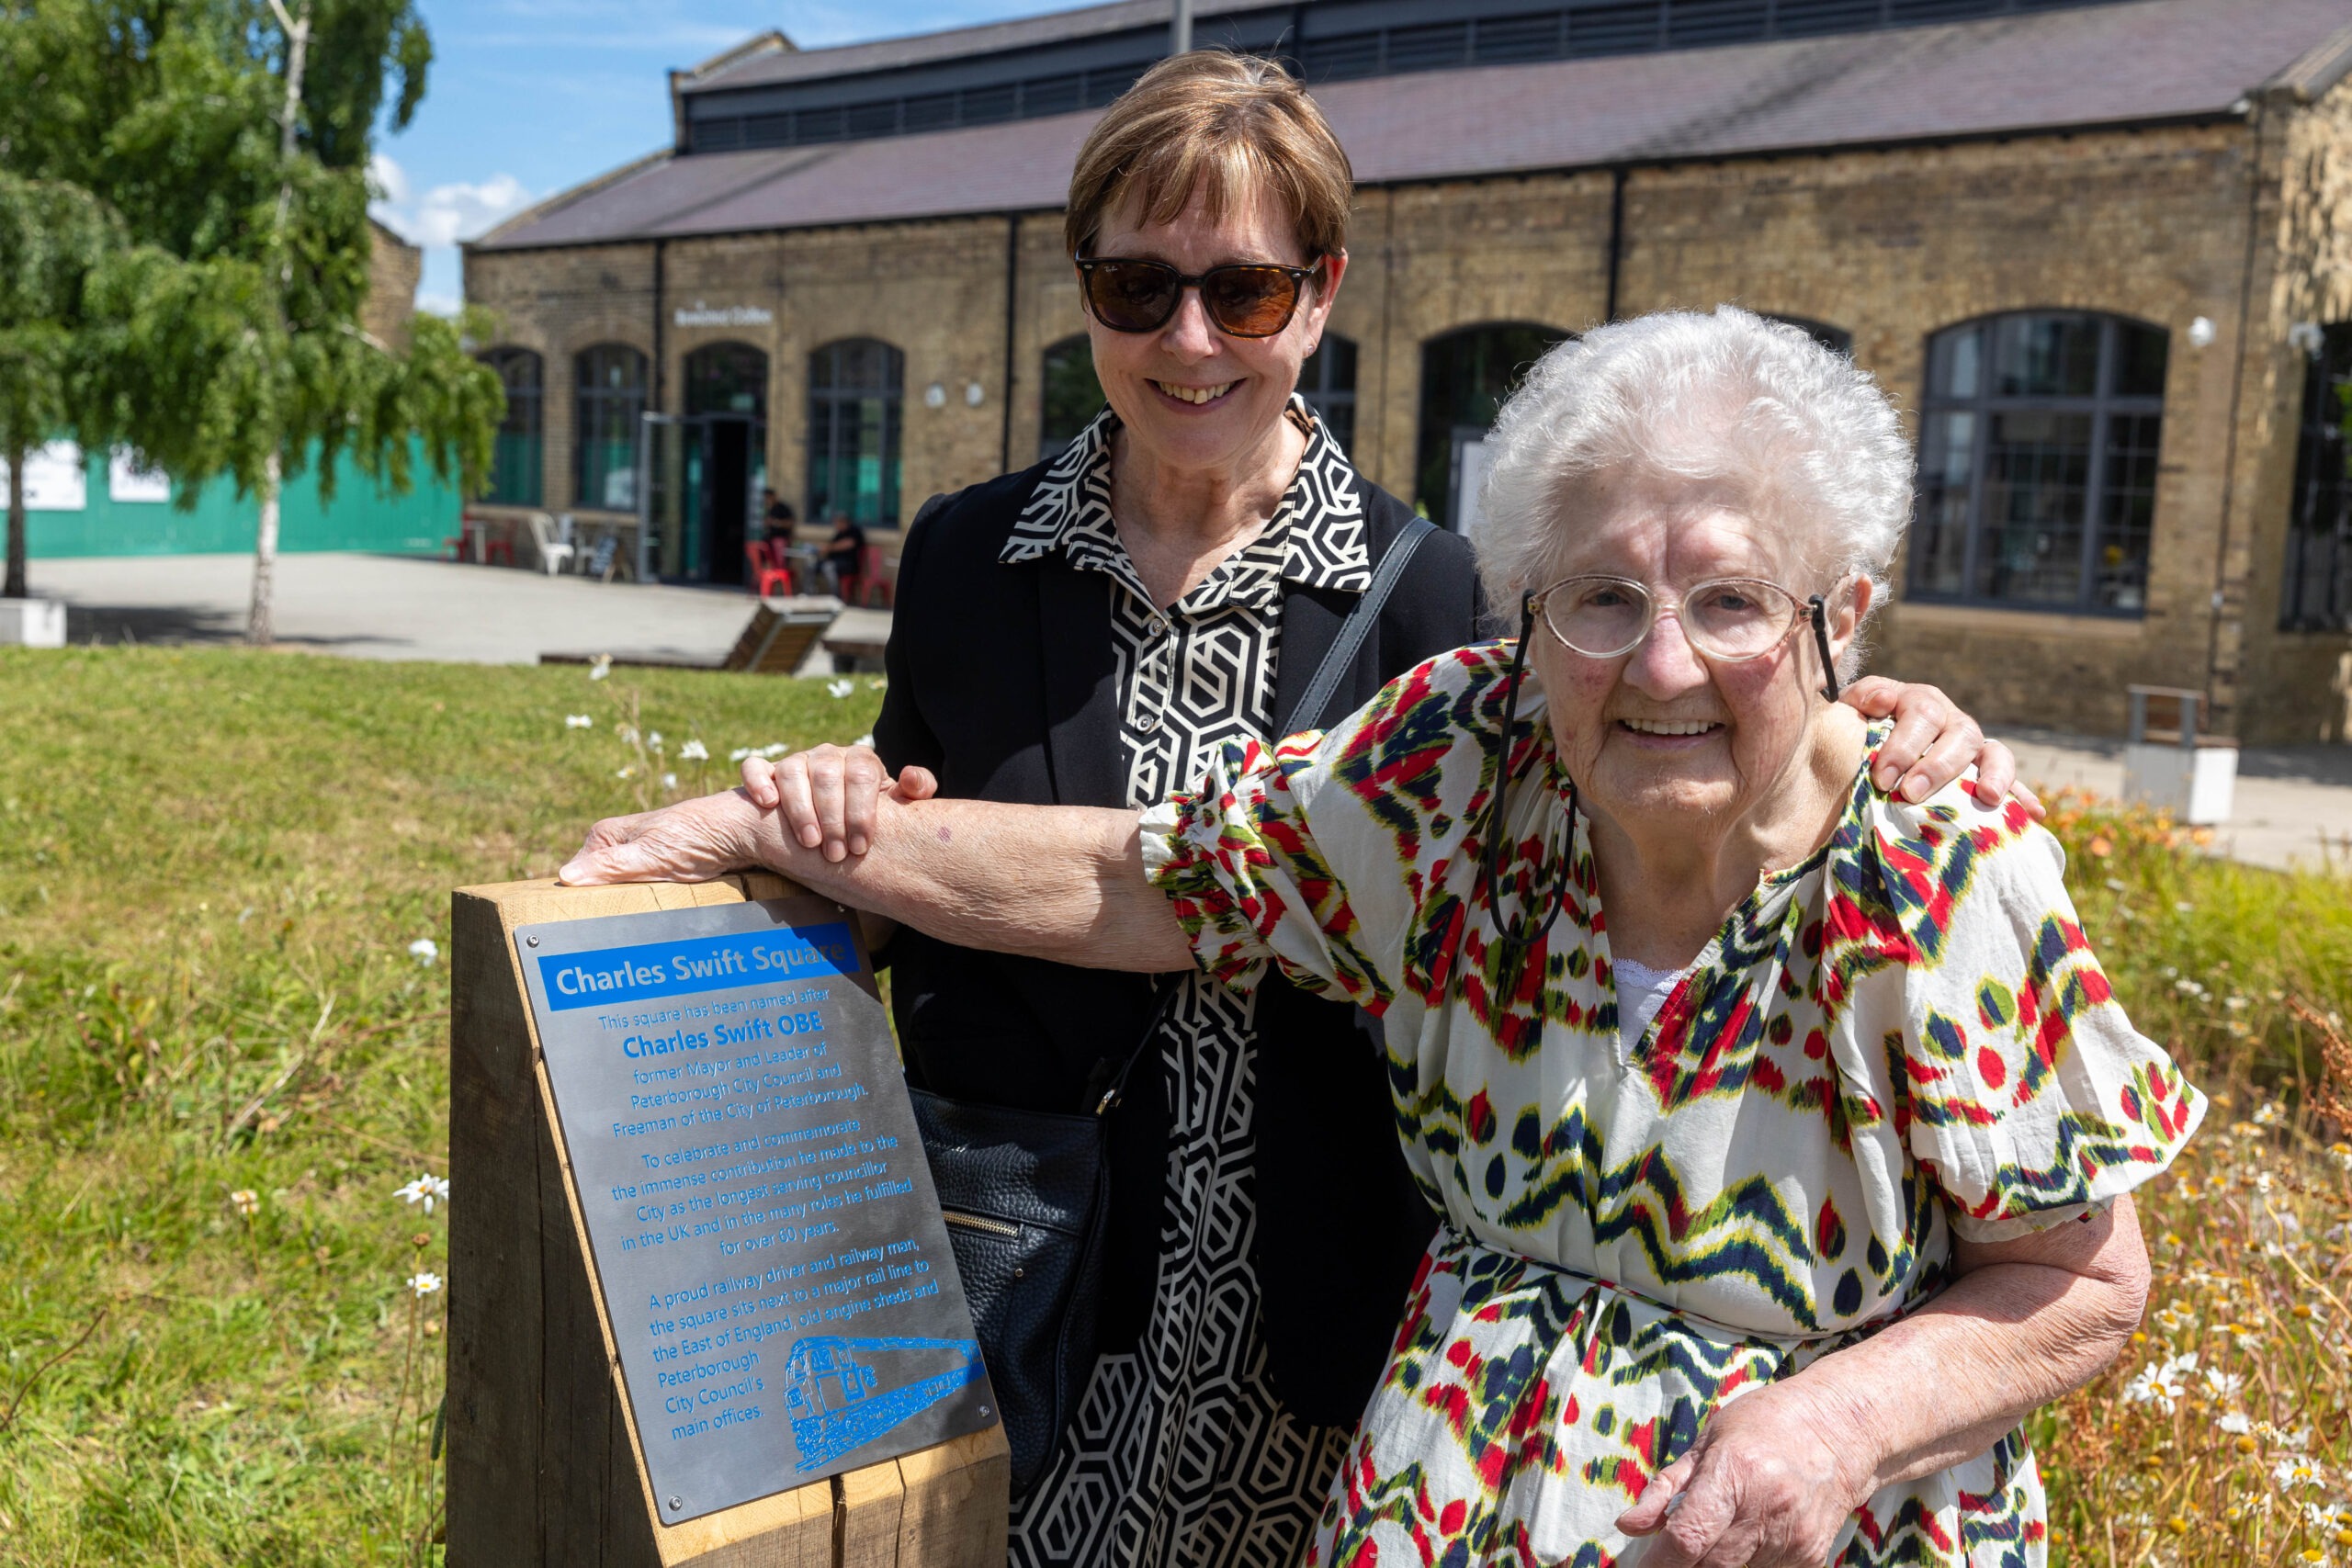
[783,1335,988,1470]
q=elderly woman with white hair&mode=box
[567,307,2200,1566]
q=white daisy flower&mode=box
[396,1173,451,1215]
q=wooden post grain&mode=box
[447,875,1010,1567]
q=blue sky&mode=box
[370,0,1080,310]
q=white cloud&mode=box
[368,151,412,207]
[411,175,535,248]
[368,158,532,313]
[370,158,533,248]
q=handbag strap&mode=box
[1280,516,1440,739]
[1085,982,1185,1115]
[1083,520,1439,1115]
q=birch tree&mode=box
[0,0,498,640]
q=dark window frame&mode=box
[1037,333,1105,462]
[1764,314,1853,355]
[1414,320,1572,530]
[481,345,544,507]
[2281,323,2352,632]
[1300,333,1359,457]
[806,337,906,527]
[683,339,771,422]
[573,343,648,513]
[1906,310,2168,618]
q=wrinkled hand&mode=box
[740,743,939,863]
[1616,1382,1871,1568]
[1840,676,2042,819]
[560,789,782,886]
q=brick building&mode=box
[464,0,2352,743]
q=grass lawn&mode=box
[0,645,2346,1565]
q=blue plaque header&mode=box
[536,921,858,1011]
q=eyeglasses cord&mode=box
[1476,594,1574,958]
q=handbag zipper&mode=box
[941,1209,1021,1240]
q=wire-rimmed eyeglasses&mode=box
[1526,574,1844,701]
[1472,574,1845,957]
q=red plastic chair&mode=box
[855,542,894,608]
[745,540,794,597]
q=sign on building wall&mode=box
[674,302,775,328]
[108,451,171,504]
[0,442,89,511]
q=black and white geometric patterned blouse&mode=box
[993,397,1371,1568]
[1001,398,1373,808]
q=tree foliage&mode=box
[0,0,499,632]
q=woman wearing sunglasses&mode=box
[577,61,2032,1568]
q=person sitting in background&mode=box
[760,487,797,544]
[821,510,866,603]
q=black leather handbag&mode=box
[908,995,1171,1498]
[911,517,1437,1498]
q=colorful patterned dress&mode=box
[1139,643,2205,1567]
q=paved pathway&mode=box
[1997,728,2352,874]
[25,552,890,672]
[19,553,2348,873]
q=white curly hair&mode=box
[1473,306,1913,675]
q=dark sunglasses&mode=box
[1074,255,1319,338]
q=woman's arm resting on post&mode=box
[561,788,1195,976]
[1617,1197,2149,1568]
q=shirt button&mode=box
[1146,615,1169,636]
[1136,712,1161,734]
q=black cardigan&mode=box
[873,457,1483,1425]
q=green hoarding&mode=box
[19,441,465,559]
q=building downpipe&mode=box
[1001,215,1020,473]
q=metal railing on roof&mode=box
[682,0,2132,157]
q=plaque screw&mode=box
[978,1406,991,1419]
[526,935,540,947]
[667,1496,683,1512]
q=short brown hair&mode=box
[1064,51,1353,263]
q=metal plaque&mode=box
[514,897,997,1524]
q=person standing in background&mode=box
[820,509,866,603]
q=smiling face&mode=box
[1081,179,1340,477]
[1528,471,1866,839]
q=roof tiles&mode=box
[475,0,2352,254]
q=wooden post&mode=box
[447,875,1009,1567]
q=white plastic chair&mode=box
[526,511,574,576]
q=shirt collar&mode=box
[1001,395,1374,596]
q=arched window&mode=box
[808,338,904,525]
[1038,334,1104,461]
[2283,323,2352,631]
[1910,311,2167,613]
[481,347,543,506]
[1417,322,1570,531]
[684,341,769,420]
[1765,315,1852,355]
[1300,333,1358,456]
[574,344,648,512]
